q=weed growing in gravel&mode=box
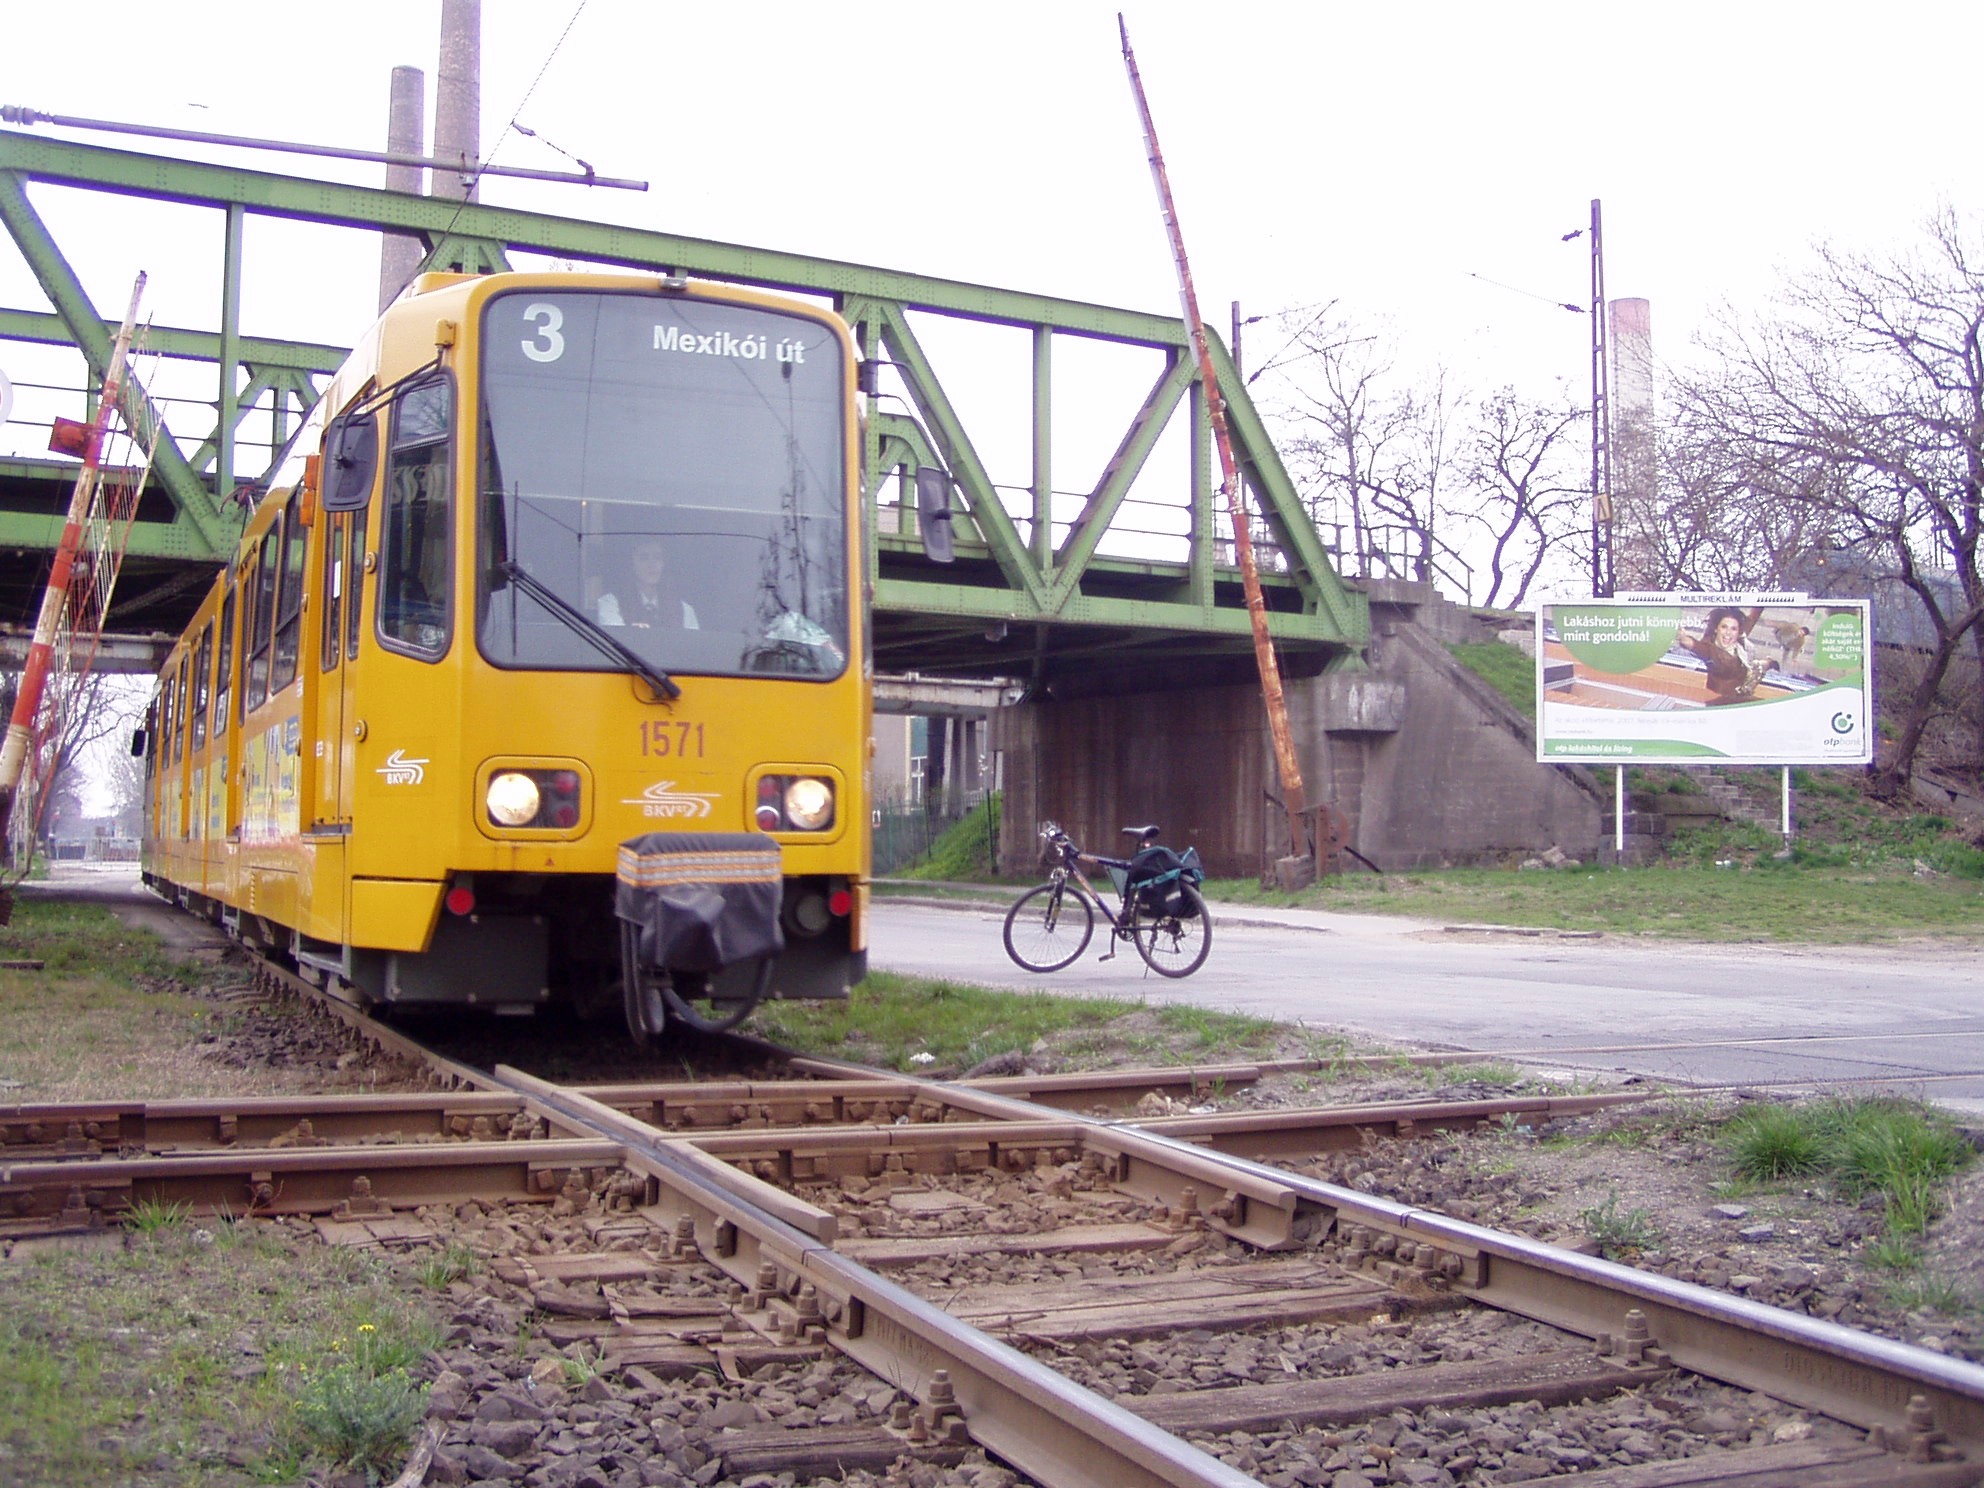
[1724,1104,1833,1180]
[287,1318,434,1477]
[560,1344,604,1386]
[0,1219,444,1485]
[124,1197,193,1234]
[1579,1192,1662,1258]
[1882,1269,1983,1318]
[415,1241,482,1289]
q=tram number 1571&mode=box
[639,721,707,759]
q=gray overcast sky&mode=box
[6,1,1978,369]
[3,0,1980,519]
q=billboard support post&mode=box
[1615,769,1625,858]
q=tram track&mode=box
[7,974,1984,1487]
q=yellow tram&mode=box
[141,270,871,1039]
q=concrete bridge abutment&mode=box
[990,584,1605,878]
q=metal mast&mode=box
[1588,198,1614,598]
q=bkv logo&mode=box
[375,749,428,785]
[623,780,719,819]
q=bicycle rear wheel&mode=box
[1003,882,1095,972]
[1131,884,1212,978]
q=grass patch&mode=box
[0,1220,442,1486]
[0,899,254,1101]
[1448,639,1536,722]
[1722,1097,1975,1244]
[751,969,1280,1072]
[1882,1270,1983,1317]
[894,794,1002,881]
[1205,860,1984,942]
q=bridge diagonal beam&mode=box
[1207,337,1355,634]
[1044,351,1198,614]
[854,298,1046,609]
[0,169,232,559]
[182,364,324,482]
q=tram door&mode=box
[306,507,365,942]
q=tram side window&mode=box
[168,659,185,765]
[272,508,308,692]
[215,590,236,729]
[247,525,280,708]
[346,506,368,662]
[320,513,343,671]
[378,378,452,658]
[191,626,213,751]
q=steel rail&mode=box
[635,1062,1984,1465]
[0,1138,623,1221]
[494,1065,1262,1488]
[1126,1125,1984,1463]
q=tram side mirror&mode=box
[129,728,147,758]
[915,467,956,565]
[322,413,379,513]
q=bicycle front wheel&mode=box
[1131,884,1212,978]
[1003,882,1095,972]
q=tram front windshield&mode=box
[476,290,849,680]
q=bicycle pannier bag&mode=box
[1127,845,1204,917]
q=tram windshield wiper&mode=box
[496,560,681,701]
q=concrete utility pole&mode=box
[434,0,482,203]
[378,65,427,311]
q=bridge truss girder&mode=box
[0,133,1366,684]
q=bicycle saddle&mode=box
[1121,825,1161,842]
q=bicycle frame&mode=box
[1004,820,1211,978]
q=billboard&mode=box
[1536,594,1872,765]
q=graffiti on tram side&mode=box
[241,719,302,846]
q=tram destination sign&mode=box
[1535,594,1873,766]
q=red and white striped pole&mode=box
[0,272,147,854]
[1118,20,1310,865]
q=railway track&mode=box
[5,978,1983,1487]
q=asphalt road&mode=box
[34,865,1984,1116]
[870,893,1984,1116]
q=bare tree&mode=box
[1671,209,1984,790]
[0,667,136,868]
[1453,387,1589,608]
[1271,314,1467,589]
[1614,403,1831,593]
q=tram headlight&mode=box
[486,771,542,827]
[784,777,835,831]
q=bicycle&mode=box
[1002,822,1212,978]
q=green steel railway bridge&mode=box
[11,132,1559,876]
[0,132,1366,699]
